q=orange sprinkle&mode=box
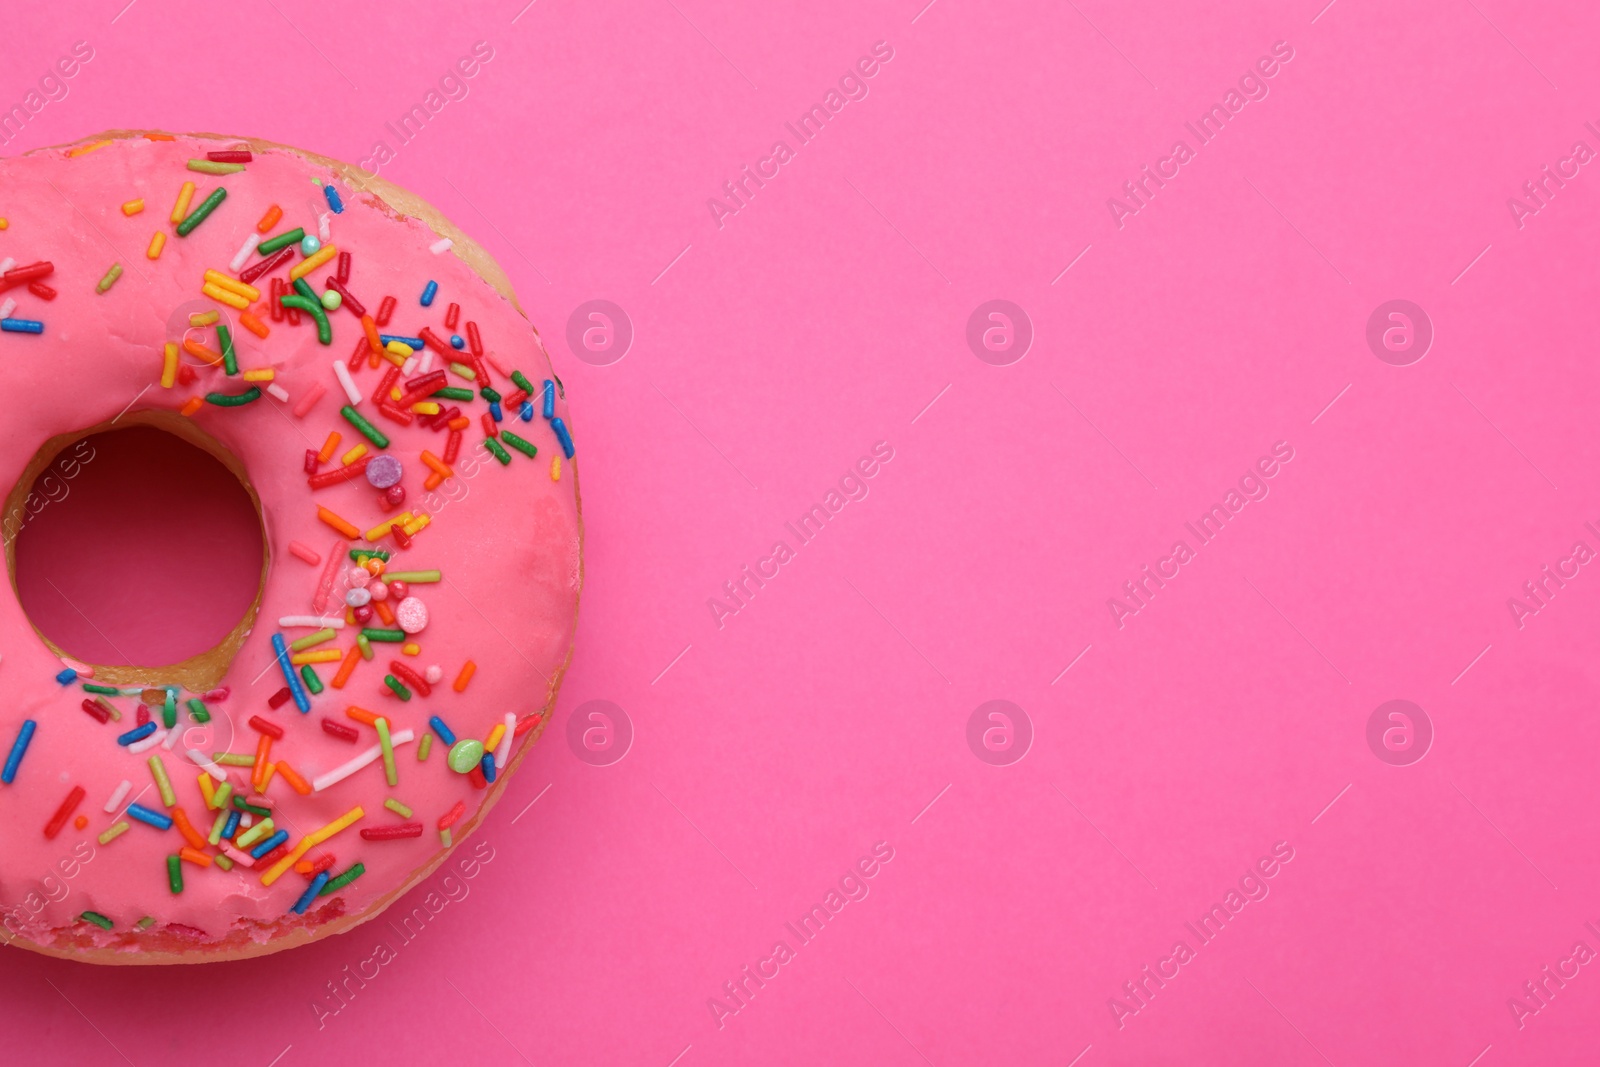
[179,397,205,417]
[346,706,380,726]
[372,597,396,626]
[331,645,361,689]
[67,140,111,158]
[252,734,273,790]
[144,133,176,141]
[423,471,444,491]
[361,314,382,354]
[420,450,453,478]
[73,814,88,831]
[256,204,283,233]
[179,847,213,868]
[239,311,269,339]
[316,506,360,539]
[318,431,341,463]
[453,660,477,693]
[259,762,278,791]
[182,338,223,365]
[171,806,207,850]
[121,199,145,216]
[276,761,313,796]
[146,232,166,260]
[170,180,196,224]
[447,416,470,431]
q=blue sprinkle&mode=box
[293,870,331,914]
[250,829,289,859]
[127,803,173,830]
[480,752,496,783]
[380,334,425,349]
[117,722,157,746]
[222,809,241,840]
[450,334,465,349]
[55,668,78,685]
[420,280,438,307]
[323,184,344,214]
[272,633,310,713]
[519,401,534,422]
[489,401,502,423]
[2,720,37,784]
[429,715,456,746]
[0,318,44,335]
[550,416,575,459]
[541,380,555,419]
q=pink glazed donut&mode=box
[0,131,582,962]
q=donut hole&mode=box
[6,419,266,682]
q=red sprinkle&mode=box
[388,660,432,697]
[437,800,466,829]
[303,449,320,475]
[324,276,366,317]
[44,786,85,840]
[467,766,488,790]
[207,150,253,163]
[240,245,296,285]
[80,699,109,724]
[135,703,150,726]
[481,413,497,438]
[309,458,371,489]
[360,823,423,840]
[268,278,284,323]
[444,302,460,330]
[375,295,396,327]
[301,853,337,879]
[513,712,542,737]
[417,327,452,357]
[465,320,483,357]
[27,281,56,301]
[336,250,351,283]
[257,844,291,866]
[321,718,359,743]
[443,429,463,464]
[249,715,285,740]
[267,687,293,710]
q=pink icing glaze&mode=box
[0,134,581,953]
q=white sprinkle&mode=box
[279,615,346,629]
[318,212,332,243]
[162,723,183,750]
[266,383,290,403]
[186,748,230,783]
[0,258,14,273]
[0,298,14,320]
[128,728,168,754]
[104,779,132,813]
[311,728,415,792]
[429,238,453,254]
[229,232,261,272]
[333,360,362,405]
[239,811,253,829]
[400,356,418,376]
[494,712,514,769]
[417,349,434,374]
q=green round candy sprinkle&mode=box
[321,288,342,311]
[447,739,485,773]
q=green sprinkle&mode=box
[80,911,113,931]
[257,227,305,255]
[279,295,331,344]
[484,437,512,465]
[383,675,413,701]
[301,664,324,694]
[417,734,433,761]
[356,633,373,660]
[231,795,271,817]
[212,781,233,811]
[175,186,227,236]
[214,854,234,871]
[318,862,366,896]
[448,361,477,381]
[511,370,535,394]
[167,855,183,894]
[95,263,123,294]
[187,159,245,174]
[479,386,502,403]
[214,752,255,767]
[440,827,453,847]
[289,627,336,652]
[350,548,391,561]
[293,276,318,303]
[162,690,176,729]
[148,755,175,807]
[384,797,413,818]
[376,716,397,786]
[187,698,211,723]
[136,916,155,930]
[430,386,474,402]
[207,808,229,845]
[361,628,406,642]
[82,683,119,695]
[204,387,262,407]
[218,322,238,376]
[382,570,441,583]
[235,818,275,848]
[499,430,538,459]
[341,405,390,448]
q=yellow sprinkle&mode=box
[305,805,364,847]
[288,243,338,282]
[260,841,310,886]
[290,649,343,665]
[364,513,412,541]
[146,231,166,259]
[200,282,249,309]
[189,310,219,327]
[197,772,215,808]
[98,821,130,845]
[401,643,421,656]
[160,343,179,389]
[242,368,275,382]
[170,181,195,224]
[384,340,414,359]
[410,401,441,415]
[401,513,431,537]
[341,444,368,465]
[68,140,111,158]
[260,762,277,791]
[122,199,145,216]
[485,723,505,752]
[551,456,561,481]
[0,218,8,230]
[202,269,260,301]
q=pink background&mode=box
[4,0,1600,1063]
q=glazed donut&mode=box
[0,131,582,962]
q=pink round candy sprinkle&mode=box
[423,665,443,684]
[348,566,371,587]
[366,454,404,489]
[395,596,428,634]
[370,582,389,602]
